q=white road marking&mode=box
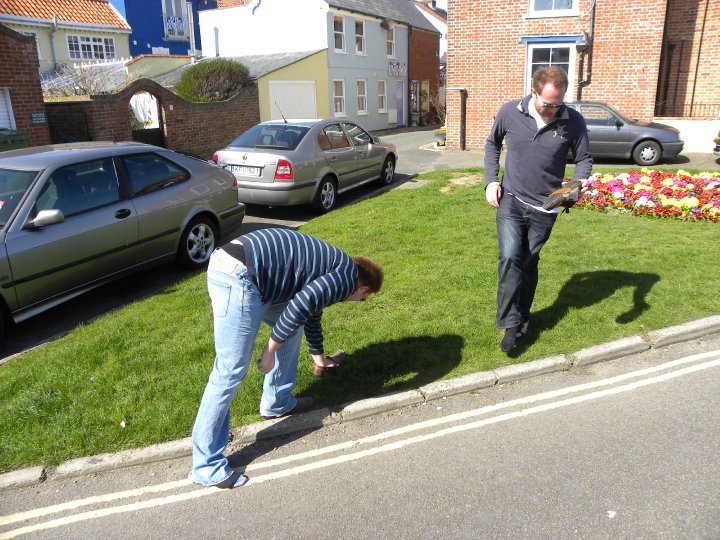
[1,352,718,538]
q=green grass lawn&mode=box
[0,167,718,473]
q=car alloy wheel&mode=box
[379,156,395,185]
[313,177,337,213]
[178,216,218,269]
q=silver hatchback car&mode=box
[0,142,245,341]
[213,119,398,212]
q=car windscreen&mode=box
[230,124,310,151]
[0,168,39,227]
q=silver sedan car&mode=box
[213,119,397,212]
[0,142,245,341]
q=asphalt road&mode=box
[2,129,718,361]
[2,333,719,538]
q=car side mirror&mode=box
[27,209,65,229]
[372,136,381,144]
[615,120,624,128]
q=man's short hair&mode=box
[354,257,384,293]
[532,66,569,94]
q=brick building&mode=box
[0,24,51,147]
[445,0,720,150]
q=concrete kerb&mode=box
[2,315,719,491]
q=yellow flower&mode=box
[639,175,651,184]
[661,178,674,187]
[679,197,699,208]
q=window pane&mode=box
[43,158,118,216]
[532,48,551,63]
[552,47,570,63]
[324,124,350,149]
[122,154,188,196]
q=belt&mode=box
[221,241,246,266]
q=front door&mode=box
[396,81,405,125]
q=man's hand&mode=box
[485,182,502,208]
[257,338,281,374]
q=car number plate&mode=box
[230,165,261,177]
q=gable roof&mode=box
[328,0,439,34]
[0,0,130,30]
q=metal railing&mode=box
[655,101,720,118]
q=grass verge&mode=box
[0,167,718,473]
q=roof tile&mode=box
[0,0,130,30]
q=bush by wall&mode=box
[174,58,250,103]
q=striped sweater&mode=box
[223,228,358,354]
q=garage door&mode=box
[269,81,317,120]
[0,89,16,129]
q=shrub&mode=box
[175,58,249,103]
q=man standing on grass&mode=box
[484,66,593,353]
[190,227,383,488]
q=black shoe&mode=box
[517,319,530,340]
[500,326,521,352]
[260,396,314,420]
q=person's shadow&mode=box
[509,270,660,357]
[227,333,464,468]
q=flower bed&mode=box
[578,169,720,222]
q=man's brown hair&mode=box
[353,257,384,293]
[532,66,569,94]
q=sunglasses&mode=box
[535,94,565,109]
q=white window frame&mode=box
[334,15,345,53]
[162,0,189,40]
[356,79,367,114]
[377,80,387,112]
[67,34,116,61]
[528,0,579,18]
[0,89,17,130]
[20,31,41,60]
[386,27,395,58]
[333,79,346,117]
[525,43,576,95]
[355,19,366,55]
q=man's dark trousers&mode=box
[496,194,558,329]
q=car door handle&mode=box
[329,157,338,162]
[115,209,132,219]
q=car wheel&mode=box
[632,141,661,166]
[312,177,337,213]
[378,156,395,185]
[177,216,218,269]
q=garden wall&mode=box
[44,79,260,160]
[0,25,51,147]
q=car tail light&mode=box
[274,159,293,180]
[212,153,219,162]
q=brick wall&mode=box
[0,25,51,147]
[216,0,251,7]
[657,0,720,118]
[446,0,668,150]
[410,27,441,119]
[45,79,260,160]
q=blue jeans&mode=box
[190,249,304,486]
[495,194,557,329]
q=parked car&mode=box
[0,142,245,341]
[213,119,397,213]
[714,130,720,157]
[565,102,684,166]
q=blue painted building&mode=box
[124,0,216,57]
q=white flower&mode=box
[120,421,127,428]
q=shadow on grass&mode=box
[226,334,464,468]
[309,333,466,402]
[509,270,660,357]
